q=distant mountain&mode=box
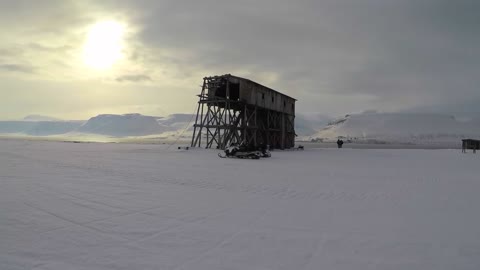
[77,114,167,136]
[23,115,61,121]
[157,114,195,131]
[5,112,477,145]
[24,121,85,136]
[310,112,480,144]
[0,113,196,138]
[295,113,332,136]
[0,120,84,136]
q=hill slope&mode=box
[0,113,195,138]
[311,112,480,144]
[77,114,168,136]
[0,121,85,136]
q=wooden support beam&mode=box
[191,75,296,150]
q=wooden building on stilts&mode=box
[191,74,296,150]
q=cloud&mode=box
[89,0,479,116]
[116,74,152,82]
[0,64,35,74]
[0,0,479,119]
[27,43,71,53]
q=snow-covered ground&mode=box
[1,139,479,270]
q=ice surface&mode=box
[1,139,479,270]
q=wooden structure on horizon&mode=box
[462,139,479,153]
[191,74,296,150]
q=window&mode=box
[272,96,274,103]
[284,101,286,107]
[262,93,265,100]
[229,83,240,100]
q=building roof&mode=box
[212,74,297,101]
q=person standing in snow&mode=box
[337,139,344,148]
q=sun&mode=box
[83,21,125,69]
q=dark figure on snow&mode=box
[337,139,344,148]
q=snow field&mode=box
[1,139,479,270]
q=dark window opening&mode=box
[284,101,286,107]
[272,96,274,103]
[291,104,294,110]
[214,80,240,100]
[262,93,265,100]
[229,83,240,100]
[214,80,227,98]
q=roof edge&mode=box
[206,74,297,101]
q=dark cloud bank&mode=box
[95,0,480,116]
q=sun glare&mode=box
[83,21,125,69]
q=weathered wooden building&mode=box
[191,74,296,150]
[462,139,480,153]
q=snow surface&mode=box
[1,139,480,270]
[311,112,480,144]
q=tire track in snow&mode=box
[2,149,400,204]
[4,149,392,203]
[22,202,132,242]
[147,177,395,203]
[169,202,278,270]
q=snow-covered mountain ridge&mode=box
[0,113,194,137]
[309,112,480,144]
[2,112,479,145]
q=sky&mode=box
[0,0,479,120]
